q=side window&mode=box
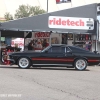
[66,47,71,53]
[69,46,86,52]
[69,47,78,51]
[48,46,65,53]
[61,47,65,53]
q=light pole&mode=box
[47,0,48,12]
[47,0,52,45]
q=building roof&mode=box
[0,3,97,34]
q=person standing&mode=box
[28,40,33,50]
[37,39,42,49]
[42,39,49,49]
[88,42,92,51]
[85,41,92,51]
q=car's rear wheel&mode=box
[74,59,87,71]
[18,57,31,69]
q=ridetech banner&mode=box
[48,16,94,30]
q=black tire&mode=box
[74,59,87,71]
[17,57,31,69]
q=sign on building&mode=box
[48,16,94,30]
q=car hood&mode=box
[23,50,41,53]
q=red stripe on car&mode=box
[88,60,100,62]
[32,58,74,62]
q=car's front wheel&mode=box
[74,59,87,71]
[18,57,31,69]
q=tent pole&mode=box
[95,20,99,53]
[24,37,25,51]
[24,32,25,51]
[0,31,1,64]
[49,31,52,46]
[73,33,75,46]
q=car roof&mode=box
[51,44,68,47]
[51,44,88,51]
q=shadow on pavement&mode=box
[31,67,90,71]
[0,65,90,71]
[0,66,19,69]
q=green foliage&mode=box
[30,6,46,15]
[15,5,46,19]
[4,12,13,21]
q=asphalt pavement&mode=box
[0,65,100,100]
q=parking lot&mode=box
[0,65,100,100]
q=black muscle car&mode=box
[8,44,100,71]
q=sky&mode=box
[1,0,99,18]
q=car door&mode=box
[64,47,75,65]
[39,46,66,65]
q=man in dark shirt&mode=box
[28,41,33,50]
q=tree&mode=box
[4,12,13,21]
[15,5,46,19]
[30,6,46,15]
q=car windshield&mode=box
[41,46,51,52]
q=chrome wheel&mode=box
[18,58,30,68]
[75,59,87,70]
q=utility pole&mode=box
[47,0,48,12]
[47,0,52,45]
